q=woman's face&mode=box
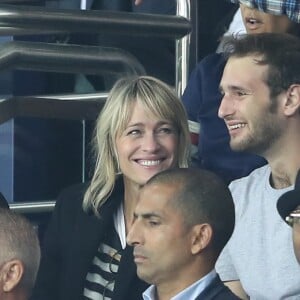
[116,101,179,189]
[240,3,295,34]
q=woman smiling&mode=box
[31,76,190,300]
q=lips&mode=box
[136,159,162,167]
[133,249,147,263]
[228,123,246,131]
[133,255,147,264]
[245,16,262,31]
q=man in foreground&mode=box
[127,168,240,300]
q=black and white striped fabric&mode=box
[83,231,122,300]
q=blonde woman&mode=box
[31,76,190,300]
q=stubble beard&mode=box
[229,110,283,156]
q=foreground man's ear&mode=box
[190,223,213,255]
[0,259,24,292]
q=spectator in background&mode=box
[31,76,190,300]
[216,33,300,299]
[182,0,300,184]
[277,169,300,264]
[0,208,40,300]
[127,168,240,300]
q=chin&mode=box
[144,167,165,178]
[230,137,253,152]
[136,173,160,186]
[137,270,153,284]
[230,142,246,152]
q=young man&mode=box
[216,33,300,299]
[0,208,40,300]
[182,0,300,183]
[277,169,300,264]
[127,168,240,300]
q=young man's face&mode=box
[240,3,295,34]
[218,55,284,155]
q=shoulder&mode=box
[197,275,241,300]
[228,165,270,213]
[182,53,226,110]
[56,182,89,209]
[58,182,89,199]
[191,53,226,77]
[210,275,241,300]
[229,165,270,194]
[48,182,90,229]
[215,283,241,300]
[190,52,227,92]
[201,52,227,68]
[55,177,124,216]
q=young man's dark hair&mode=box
[224,32,300,98]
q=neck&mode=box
[266,151,300,189]
[3,290,27,300]
[268,162,299,189]
[263,127,300,189]
[123,179,142,234]
[156,262,214,300]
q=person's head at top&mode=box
[219,32,300,186]
[277,169,300,264]
[83,75,190,221]
[0,208,40,300]
[229,0,300,35]
[127,168,235,300]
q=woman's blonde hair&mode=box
[83,76,190,215]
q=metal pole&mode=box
[176,0,191,97]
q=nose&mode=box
[218,94,234,120]
[126,220,142,246]
[141,133,160,153]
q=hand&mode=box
[134,0,143,5]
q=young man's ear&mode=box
[190,223,213,255]
[0,259,24,292]
[284,84,300,116]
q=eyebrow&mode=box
[221,85,241,91]
[127,120,173,127]
[133,211,162,220]
[220,84,252,93]
[126,122,144,128]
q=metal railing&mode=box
[0,3,191,38]
[176,0,191,96]
[0,41,146,75]
[0,93,107,124]
[10,201,55,214]
[0,0,192,214]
